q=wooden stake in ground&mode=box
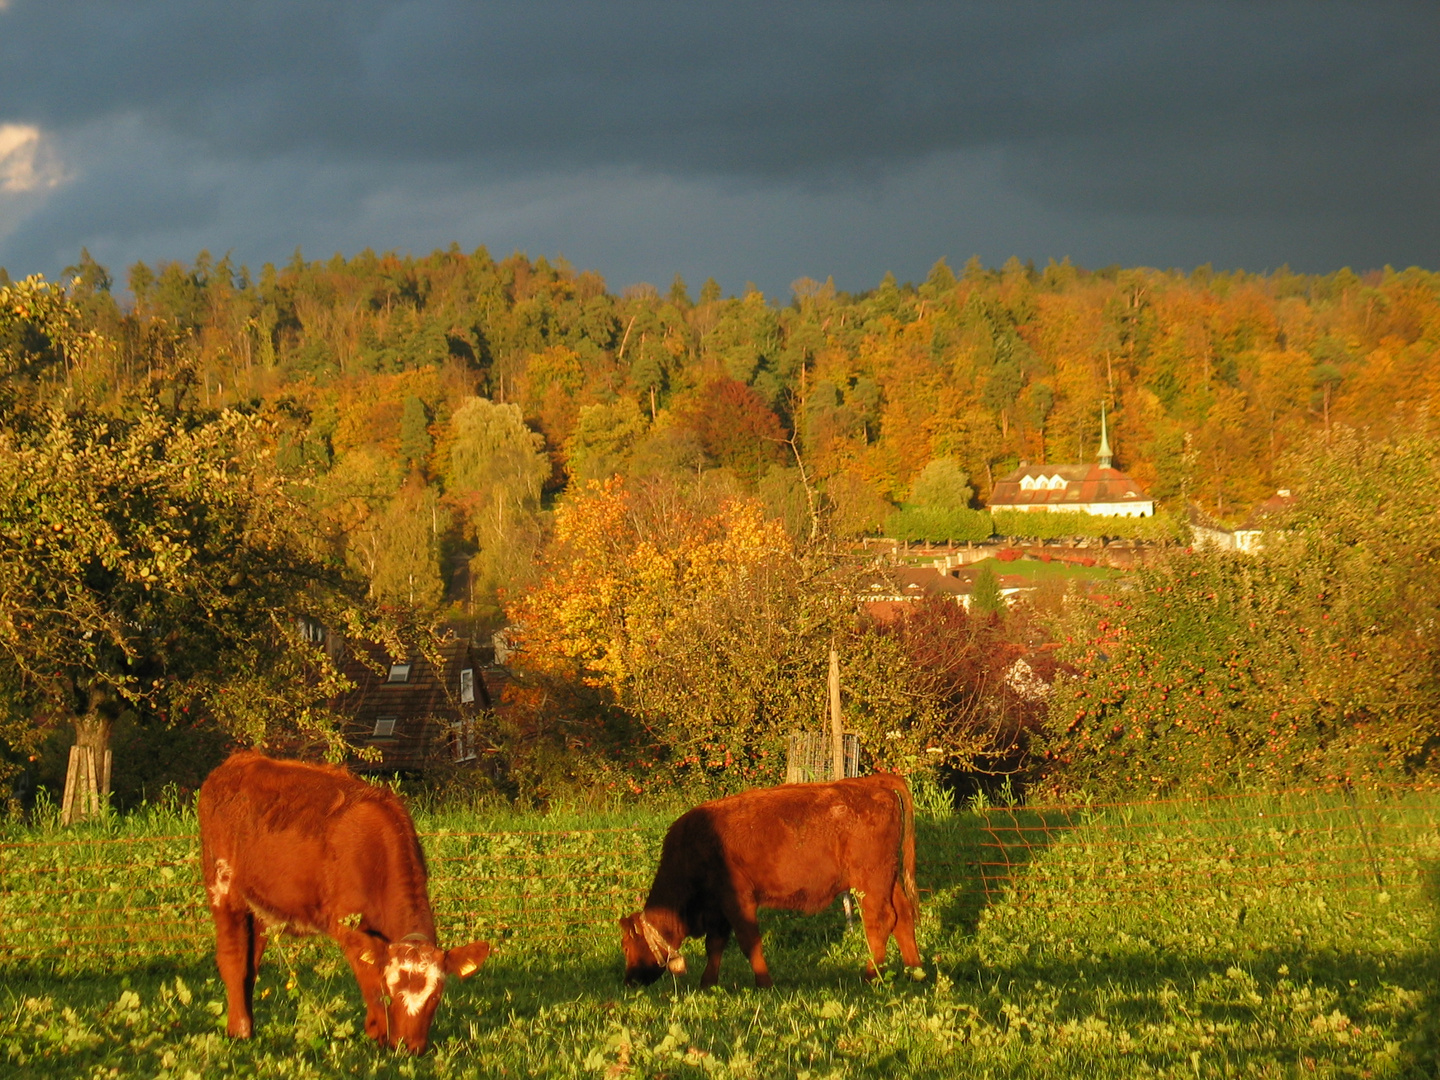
[829,646,855,927]
[829,647,843,782]
[60,743,112,825]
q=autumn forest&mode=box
[33,249,1440,603]
[1,246,1438,806]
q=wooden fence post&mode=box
[829,647,843,783]
[828,646,854,927]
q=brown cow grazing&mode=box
[197,752,490,1053]
[620,774,921,988]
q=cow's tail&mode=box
[896,780,918,911]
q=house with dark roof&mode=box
[331,637,494,774]
[987,407,1154,518]
[858,564,1032,621]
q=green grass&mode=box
[899,554,1122,583]
[982,556,1123,583]
[2,792,1437,1078]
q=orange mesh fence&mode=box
[963,786,1440,909]
[0,827,667,972]
[2,787,1436,973]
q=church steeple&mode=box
[1098,402,1113,469]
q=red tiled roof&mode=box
[988,463,1151,510]
[1237,490,1295,531]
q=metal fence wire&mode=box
[966,787,1440,907]
[784,733,861,783]
[1,786,1436,973]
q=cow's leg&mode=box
[213,908,258,1037]
[724,898,772,989]
[701,925,730,988]
[856,886,899,980]
[337,932,388,1044]
[890,880,922,969]
[251,922,269,981]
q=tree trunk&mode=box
[61,713,113,824]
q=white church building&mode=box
[987,408,1154,518]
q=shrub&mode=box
[1039,428,1440,797]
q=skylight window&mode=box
[373,717,397,737]
[387,663,411,684]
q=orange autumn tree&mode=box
[506,476,948,787]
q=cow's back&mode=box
[653,774,909,917]
[198,752,433,938]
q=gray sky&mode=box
[0,1,1435,298]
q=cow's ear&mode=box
[336,927,383,971]
[444,940,491,979]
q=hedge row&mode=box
[882,506,994,543]
[991,508,1187,542]
[881,506,1187,544]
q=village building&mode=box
[1191,489,1295,552]
[987,408,1155,518]
[857,564,1031,620]
[1231,489,1294,552]
[327,635,495,774]
[1187,502,1234,551]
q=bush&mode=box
[1039,428,1440,797]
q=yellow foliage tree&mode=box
[510,477,793,698]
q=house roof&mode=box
[333,638,491,773]
[988,463,1152,510]
[1187,502,1229,532]
[862,565,973,601]
[1236,489,1295,532]
[858,562,1037,622]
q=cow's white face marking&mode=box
[208,858,233,906]
[383,950,445,1017]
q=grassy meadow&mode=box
[1,790,1437,1079]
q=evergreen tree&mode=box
[970,565,1005,618]
[399,395,432,474]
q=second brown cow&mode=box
[198,752,490,1053]
[620,774,921,988]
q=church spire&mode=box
[1098,402,1113,469]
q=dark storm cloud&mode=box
[4,3,1434,192]
[0,1,1436,287]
